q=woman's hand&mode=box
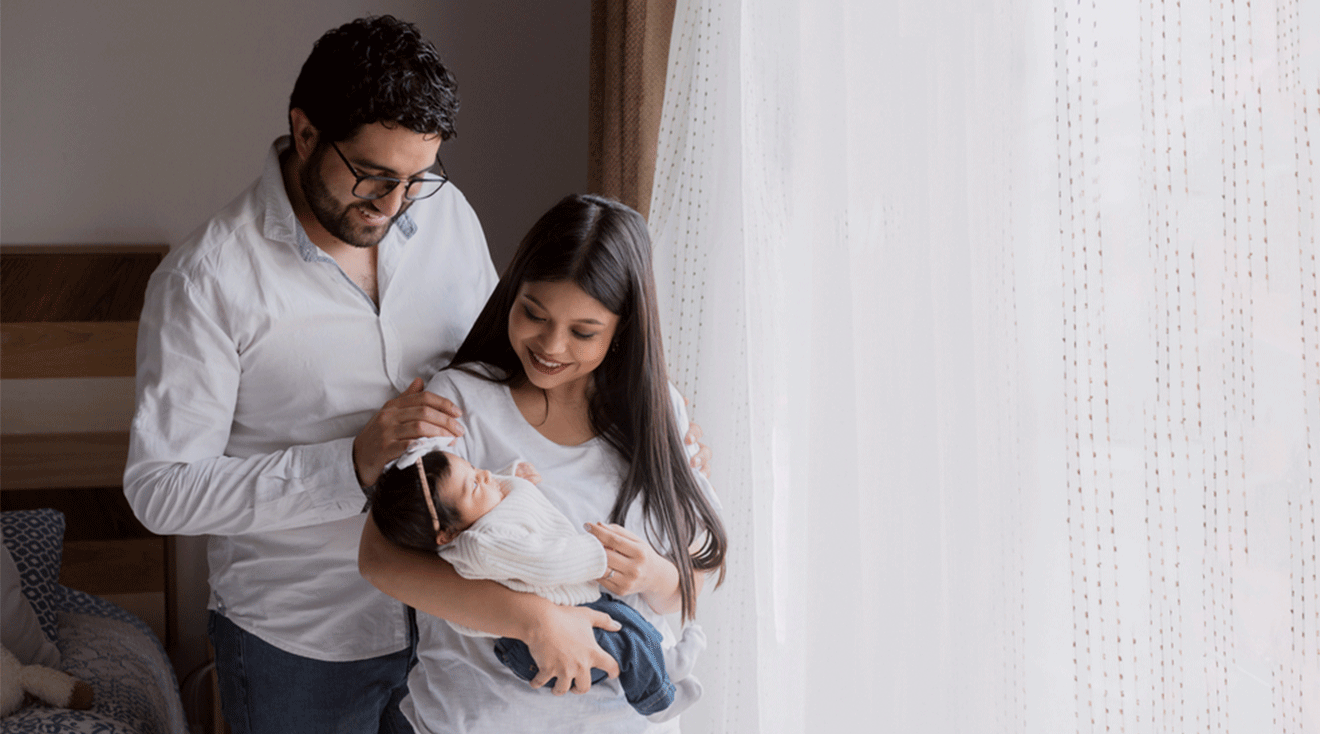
[585,522,682,614]
[523,604,621,695]
[685,418,712,478]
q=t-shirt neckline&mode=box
[495,382,603,450]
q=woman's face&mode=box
[507,280,620,396]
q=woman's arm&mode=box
[359,513,621,694]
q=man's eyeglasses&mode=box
[330,141,448,201]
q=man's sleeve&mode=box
[123,268,365,537]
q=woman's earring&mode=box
[609,340,619,353]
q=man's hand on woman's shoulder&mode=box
[352,377,466,487]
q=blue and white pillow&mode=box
[0,508,66,643]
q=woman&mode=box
[359,193,728,733]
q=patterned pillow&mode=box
[0,508,66,643]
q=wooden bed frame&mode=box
[0,244,175,649]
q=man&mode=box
[124,16,494,733]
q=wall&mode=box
[1,0,588,694]
[0,0,589,266]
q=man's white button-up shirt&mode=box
[125,137,498,660]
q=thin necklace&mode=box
[532,387,550,427]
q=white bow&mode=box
[384,435,456,472]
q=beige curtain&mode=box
[588,0,675,219]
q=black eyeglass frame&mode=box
[329,141,449,201]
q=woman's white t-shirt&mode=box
[399,367,719,734]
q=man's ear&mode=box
[435,528,457,547]
[288,108,319,161]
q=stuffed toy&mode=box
[1,645,94,717]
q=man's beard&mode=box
[301,148,408,249]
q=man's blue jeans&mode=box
[493,595,676,716]
[208,610,416,734]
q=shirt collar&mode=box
[259,136,417,264]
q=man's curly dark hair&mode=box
[289,15,459,143]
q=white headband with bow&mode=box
[384,435,456,473]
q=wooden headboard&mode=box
[0,244,175,648]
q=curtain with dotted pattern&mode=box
[648,1,1318,732]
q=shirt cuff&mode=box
[307,436,371,503]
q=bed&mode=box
[2,508,188,734]
[1,245,192,733]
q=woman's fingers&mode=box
[587,524,644,586]
[583,522,617,550]
[524,605,618,695]
[588,523,661,597]
[529,667,573,693]
[586,611,621,679]
[549,672,575,696]
[691,442,712,476]
[584,522,641,554]
[684,417,703,444]
[684,419,712,476]
[586,608,622,635]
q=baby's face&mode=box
[437,453,505,529]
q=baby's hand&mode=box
[513,461,542,485]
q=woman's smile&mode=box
[529,350,570,375]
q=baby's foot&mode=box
[646,675,703,724]
[664,623,707,680]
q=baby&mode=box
[369,437,704,722]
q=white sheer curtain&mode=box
[648,0,1318,732]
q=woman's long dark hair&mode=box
[448,194,726,620]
